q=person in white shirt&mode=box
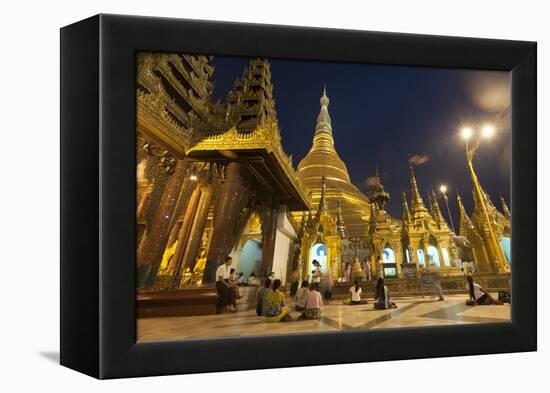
[215,256,236,312]
[466,276,502,305]
[349,279,365,305]
[312,260,322,284]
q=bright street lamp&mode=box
[482,125,495,138]
[461,127,473,140]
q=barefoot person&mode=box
[312,260,322,285]
[466,276,503,305]
[322,267,333,304]
[255,278,271,316]
[343,262,352,282]
[299,283,323,320]
[374,277,396,310]
[228,268,241,300]
[295,280,309,311]
[349,279,366,305]
[215,257,236,313]
[264,279,292,322]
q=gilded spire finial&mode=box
[402,190,411,224]
[336,199,347,239]
[500,196,511,222]
[316,176,328,219]
[320,84,329,107]
[457,191,476,236]
[430,189,445,224]
[408,164,427,213]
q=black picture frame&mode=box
[60,14,536,379]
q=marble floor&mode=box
[137,294,510,342]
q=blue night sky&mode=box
[209,56,511,228]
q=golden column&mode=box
[461,126,507,273]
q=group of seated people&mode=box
[344,277,397,309]
[255,278,292,322]
[255,279,324,322]
[219,256,505,316]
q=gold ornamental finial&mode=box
[457,191,475,235]
[500,196,511,221]
[430,189,445,224]
[320,84,329,107]
[408,164,427,213]
[402,190,411,224]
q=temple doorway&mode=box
[382,246,397,278]
[427,245,441,267]
[238,239,262,279]
[500,236,511,263]
[417,249,426,267]
[382,247,396,263]
[309,243,328,273]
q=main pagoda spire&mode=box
[296,86,371,237]
[312,85,336,153]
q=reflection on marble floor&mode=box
[137,294,510,342]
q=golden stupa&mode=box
[297,87,371,237]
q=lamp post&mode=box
[461,125,507,273]
[439,184,456,233]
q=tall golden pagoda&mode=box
[297,87,371,237]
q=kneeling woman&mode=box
[299,283,323,320]
[348,279,367,305]
[374,277,397,310]
[264,279,292,322]
[295,280,309,311]
[467,276,503,305]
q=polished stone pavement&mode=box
[137,294,510,342]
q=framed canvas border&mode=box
[60,14,536,379]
